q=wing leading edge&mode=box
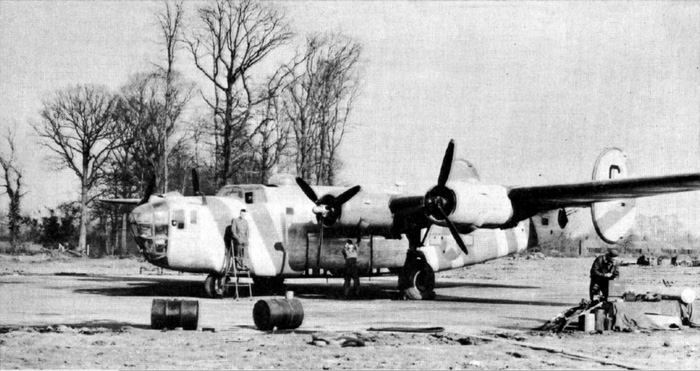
[508,172,700,220]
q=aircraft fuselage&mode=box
[129,181,535,278]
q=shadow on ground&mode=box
[70,275,545,303]
[0,320,150,333]
[434,294,572,307]
[73,276,207,298]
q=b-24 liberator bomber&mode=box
[102,141,700,299]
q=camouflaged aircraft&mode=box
[102,140,700,299]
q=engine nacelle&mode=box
[591,148,636,243]
[430,182,514,229]
[335,191,395,234]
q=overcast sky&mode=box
[1,1,699,230]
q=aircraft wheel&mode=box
[253,277,285,295]
[204,274,227,298]
[402,264,435,300]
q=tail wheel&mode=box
[204,274,227,298]
[403,264,436,300]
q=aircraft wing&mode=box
[388,195,431,230]
[98,198,142,205]
[508,173,700,218]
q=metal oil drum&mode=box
[253,298,304,331]
[578,313,595,332]
[151,299,199,330]
[594,308,605,332]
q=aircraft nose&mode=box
[129,201,170,258]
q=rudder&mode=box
[591,148,637,244]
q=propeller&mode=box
[192,169,200,196]
[424,140,470,255]
[296,178,361,261]
[296,177,319,204]
[295,177,361,227]
[191,168,206,204]
[138,176,156,206]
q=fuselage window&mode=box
[245,192,254,204]
[541,217,549,226]
[286,207,294,215]
[190,210,197,225]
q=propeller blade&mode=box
[558,208,569,229]
[437,140,455,187]
[138,176,156,206]
[319,218,324,247]
[333,185,361,208]
[295,177,319,204]
[436,206,469,256]
[420,224,433,246]
[191,169,200,196]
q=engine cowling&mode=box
[591,148,637,243]
[426,182,514,229]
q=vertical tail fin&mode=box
[591,148,637,243]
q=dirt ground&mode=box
[0,253,699,369]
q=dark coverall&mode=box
[343,242,360,298]
[589,254,619,301]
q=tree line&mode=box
[0,0,363,254]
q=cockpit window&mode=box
[155,224,169,236]
[218,186,243,198]
[217,186,266,202]
[132,205,153,225]
[131,205,154,238]
[154,210,168,225]
[137,224,152,237]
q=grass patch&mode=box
[0,241,46,255]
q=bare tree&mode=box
[246,66,300,183]
[34,85,120,253]
[186,0,293,187]
[285,33,362,185]
[97,114,142,256]
[0,125,27,248]
[116,71,191,191]
[152,0,192,193]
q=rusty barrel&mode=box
[151,299,199,331]
[253,298,304,331]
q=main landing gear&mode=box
[398,250,436,300]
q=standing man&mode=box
[343,239,360,299]
[231,209,250,270]
[589,248,620,301]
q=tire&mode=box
[253,277,285,296]
[204,274,227,298]
[402,264,435,300]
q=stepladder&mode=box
[225,252,253,300]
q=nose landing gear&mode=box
[204,274,227,298]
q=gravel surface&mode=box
[1,253,698,369]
